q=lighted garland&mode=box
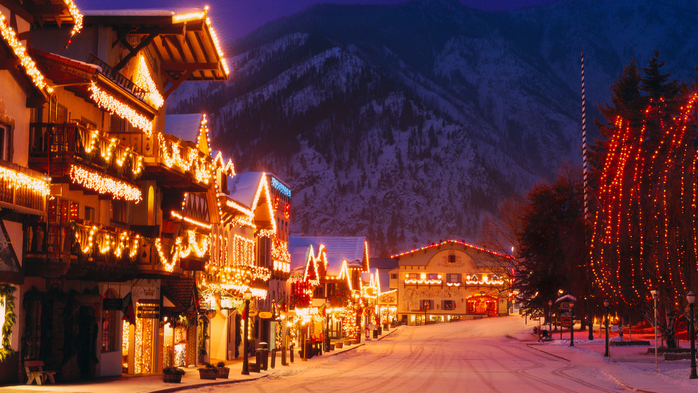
[69,164,142,203]
[155,237,180,272]
[73,223,140,260]
[0,12,52,93]
[64,0,83,37]
[83,130,144,177]
[135,56,163,109]
[89,82,153,136]
[391,239,513,259]
[0,285,16,362]
[159,134,213,184]
[0,166,50,197]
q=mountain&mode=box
[168,0,698,256]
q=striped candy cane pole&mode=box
[581,51,589,222]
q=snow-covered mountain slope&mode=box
[168,0,698,256]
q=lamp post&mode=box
[569,301,575,347]
[650,289,658,372]
[241,288,252,375]
[688,291,696,379]
[603,299,610,358]
[548,300,553,333]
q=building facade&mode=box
[392,240,511,325]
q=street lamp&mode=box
[569,301,575,347]
[650,289,658,372]
[603,299,610,358]
[242,288,252,375]
[548,300,553,333]
[688,291,696,379]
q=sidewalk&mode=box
[509,328,698,392]
[0,328,399,393]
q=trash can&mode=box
[259,342,269,370]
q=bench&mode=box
[25,360,56,385]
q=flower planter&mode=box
[217,367,230,379]
[198,369,217,380]
[163,373,182,383]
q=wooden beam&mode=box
[163,70,193,100]
[26,4,67,15]
[183,34,200,62]
[113,33,158,71]
[159,36,177,63]
[112,31,133,49]
[164,35,187,63]
[0,58,19,70]
[194,31,210,63]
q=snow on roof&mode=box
[227,172,264,209]
[376,268,392,292]
[289,245,312,274]
[556,294,578,303]
[289,234,366,277]
[165,114,202,143]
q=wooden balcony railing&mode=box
[0,162,48,213]
[87,53,148,102]
[29,122,144,181]
[155,133,213,186]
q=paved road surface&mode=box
[194,318,625,393]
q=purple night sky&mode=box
[75,0,559,42]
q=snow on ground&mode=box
[191,315,698,393]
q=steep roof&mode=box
[289,245,312,275]
[289,234,366,277]
[227,172,264,210]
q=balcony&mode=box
[0,162,48,215]
[23,221,140,280]
[29,122,144,184]
[137,133,214,192]
[86,53,148,103]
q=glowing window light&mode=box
[135,56,163,109]
[0,165,50,197]
[69,164,142,203]
[89,82,153,136]
[0,12,52,93]
[64,0,83,37]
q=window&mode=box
[442,300,455,310]
[84,206,95,222]
[110,200,129,224]
[313,286,325,298]
[390,274,397,279]
[448,254,456,263]
[447,274,461,283]
[102,290,118,353]
[406,273,419,279]
[0,125,9,161]
[427,273,439,280]
[50,104,67,123]
[421,300,434,311]
[327,283,335,297]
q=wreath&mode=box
[0,284,17,362]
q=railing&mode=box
[24,221,140,266]
[29,122,144,180]
[86,53,147,102]
[0,163,47,212]
[157,133,213,185]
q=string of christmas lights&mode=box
[0,11,52,93]
[135,56,163,109]
[0,165,50,197]
[89,82,153,136]
[69,164,142,202]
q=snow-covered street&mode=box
[190,316,697,393]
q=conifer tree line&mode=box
[505,50,698,346]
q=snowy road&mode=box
[193,317,627,393]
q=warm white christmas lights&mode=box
[136,56,164,109]
[89,82,153,136]
[69,164,142,203]
[0,165,50,197]
[64,0,83,37]
[0,12,52,93]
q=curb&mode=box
[149,374,269,393]
[376,327,399,341]
[602,371,657,393]
[523,343,571,362]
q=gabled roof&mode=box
[289,235,367,277]
[165,114,203,143]
[228,172,264,210]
